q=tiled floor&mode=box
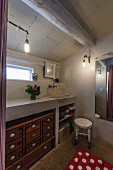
[30,134,113,170]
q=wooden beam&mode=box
[21,0,94,46]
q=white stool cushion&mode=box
[74,118,92,128]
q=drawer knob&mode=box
[47,127,50,129]
[10,133,15,138]
[32,124,36,128]
[47,119,50,122]
[10,155,15,161]
[44,146,47,149]
[10,145,15,150]
[16,165,21,170]
[47,133,50,137]
[32,143,36,147]
[32,133,36,137]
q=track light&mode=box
[24,35,30,53]
[8,20,30,53]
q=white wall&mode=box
[6,49,60,99]
[60,32,113,145]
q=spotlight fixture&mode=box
[24,34,30,53]
[82,50,91,67]
[8,20,30,53]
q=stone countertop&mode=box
[6,95,76,122]
[6,95,74,108]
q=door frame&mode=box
[0,1,8,170]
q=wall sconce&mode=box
[82,54,91,67]
[98,70,101,74]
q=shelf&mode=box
[59,114,73,123]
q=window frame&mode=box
[6,64,34,81]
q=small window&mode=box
[6,64,33,81]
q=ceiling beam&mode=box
[21,0,94,46]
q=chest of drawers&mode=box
[6,110,55,170]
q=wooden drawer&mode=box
[6,140,52,170]
[25,119,41,134]
[43,130,54,142]
[6,148,22,167]
[6,127,23,143]
[6,138,22,155]
[43,123,53,134]
[37,140,51,158]
[25,139,41,154]
[43,115,53,126]
[6,159,26,170]
[25,128,41,144]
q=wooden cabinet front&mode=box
[6,111,55,170]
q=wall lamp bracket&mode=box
[82,49,91,67]
[84,55,91,63]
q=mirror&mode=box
[95,57,113,120]
[44,62,56,79]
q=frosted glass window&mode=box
[6,64,33,81]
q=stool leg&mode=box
[88,128,91,149]
[75,127,78,145]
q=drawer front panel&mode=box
[6,127,23,143]
[43,123,53,134]
[6,160,26,170]
[25,139,41,154]
[25,119,41,134]
[37,140,51,157]
[6,138,22,155]
[26,129,41,144]
[43,130,53,143]
[6,148,22,167]
[43,115,53,126]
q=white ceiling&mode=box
[7,0,82,63]
[7,0,113,62]
[59,0,113,40]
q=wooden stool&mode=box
[74,118,92,149]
